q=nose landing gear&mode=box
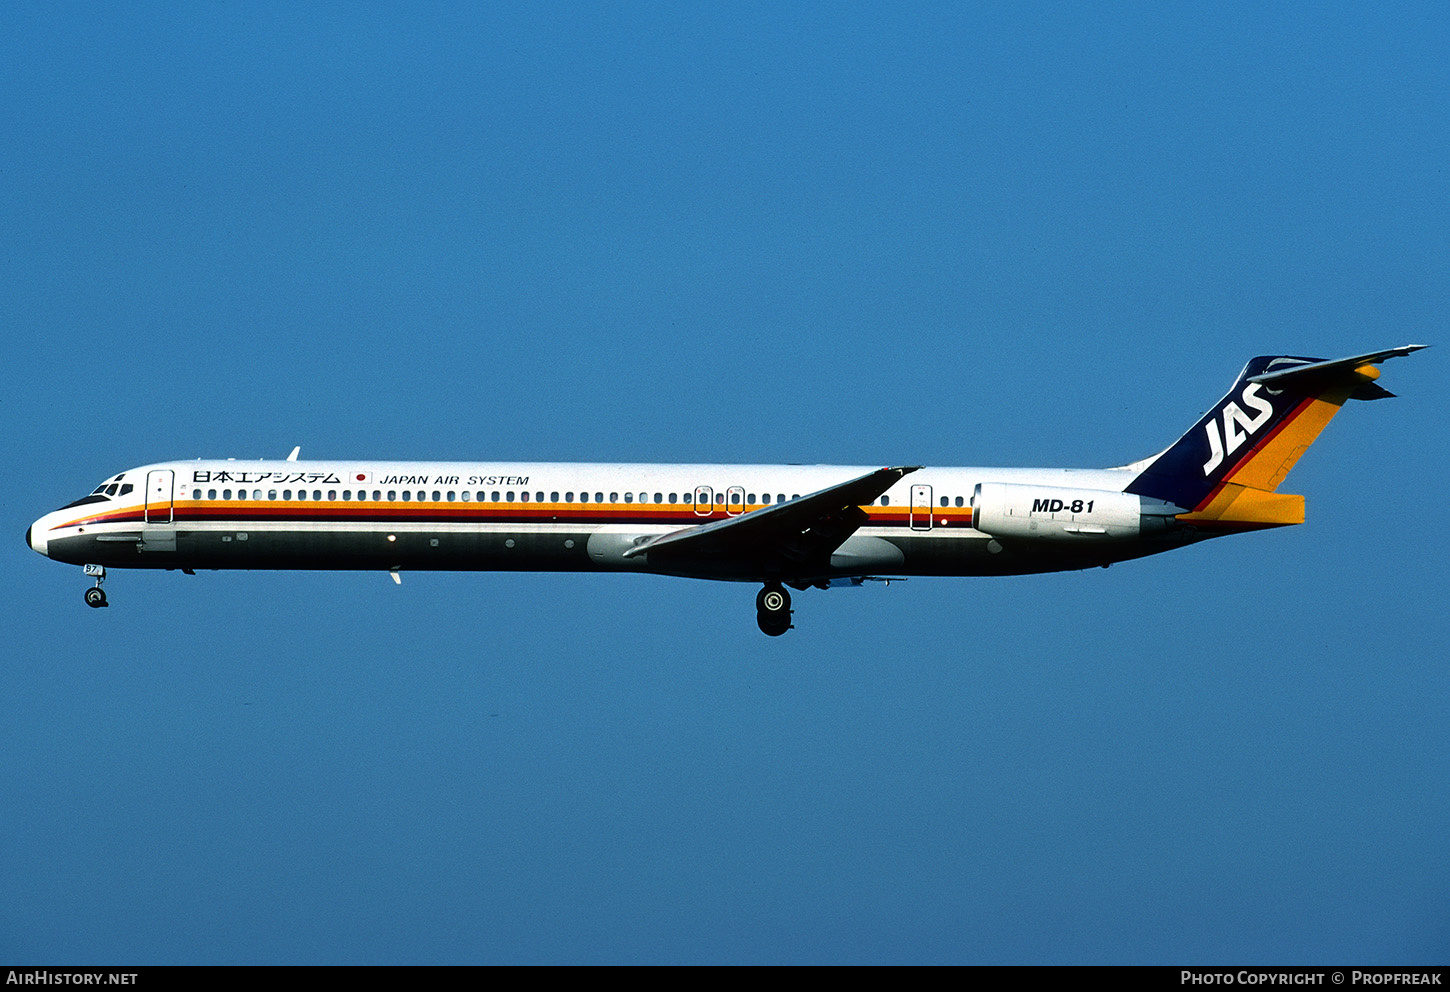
[755,583,792,636]
[83,564,108,608]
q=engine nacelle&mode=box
[972,482,1180,542]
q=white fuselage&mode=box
[29,459,1166,583]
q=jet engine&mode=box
[972,482,1182,542]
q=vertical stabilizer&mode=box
[1124,345,1424,527]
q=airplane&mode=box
[27,345,1424,635]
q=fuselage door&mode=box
[910,484,933,531]
[694,486,714,517]
[145,469,175,524]
[726,486,745,516]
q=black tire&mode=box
[84,587,108,609]
[756,609,791,636]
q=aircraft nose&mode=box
[27,519,47,557]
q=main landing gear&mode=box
[83,564,108,608]
[756,583,792,637]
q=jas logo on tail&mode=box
[1202,383,1275,475]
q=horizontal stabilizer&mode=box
[1248,344,1427,400]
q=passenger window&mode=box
[683,493,692,504]
[596,492,604,503]
[283,489,292,500]
[956,496,965,507]
[578,492,588,503]
[208,489,217,499]
[329,490,338,501]
[431,490,440,501]
[491,491,500,502]
[669,493,678,503]
[654,493,662,503]
[312,490,321,500]
[388,490,397,501]
[375,491,383,501]
[460,491,470,502]
[881,495,890,506]
[520,491,530,502]
[223,489,233,500]
[940,496,948,507]
[778,494,786,503]
[401,491,411,501]
[551,492,559,503]
[506,491,515,502]
[762,494,771,504]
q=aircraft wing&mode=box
[1248,344,1427,400]
[622,465,921,573]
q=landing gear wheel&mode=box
[84,586,108,609]
[756,585,790,614]
[755,583,792,636]
[756,610,791,636]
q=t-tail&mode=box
[1124,345,1426,530]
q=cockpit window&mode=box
[76,477,135,506]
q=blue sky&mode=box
[3,2,1446,964]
